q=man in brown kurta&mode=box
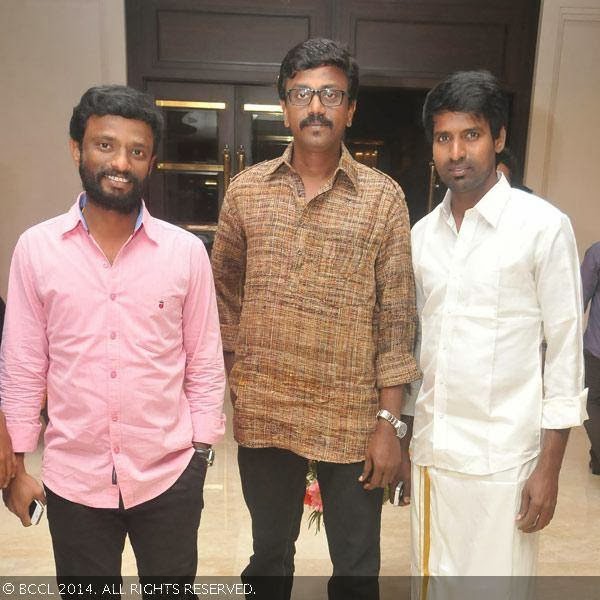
[212,38,418,600]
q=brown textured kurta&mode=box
[212,143,419,462]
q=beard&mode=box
[79,160,146,215]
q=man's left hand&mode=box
[359,425,401,490]
[395,447,411,505]
[516,463,559,533]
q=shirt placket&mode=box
[289,177,308,297]
[105,259,122,487]
[433,212,476,456]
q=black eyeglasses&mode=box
[286,87,347,107]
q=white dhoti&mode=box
[411,459,539,599]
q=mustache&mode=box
[299,113,333,129]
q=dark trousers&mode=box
[584,350,600,471]
[238,446,383,600]
[46,452,207,599]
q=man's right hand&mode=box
[2,457,45,526]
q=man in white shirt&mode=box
[409,71,586,585]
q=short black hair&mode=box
[69,85,164,153]
[422,70,508,143]
[277,38,359,102]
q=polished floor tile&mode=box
[1,396,598,577]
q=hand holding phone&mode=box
[2,468,46,526]
[29,499,45,525]
[390,482,404,506]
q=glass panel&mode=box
[193,231,215,255]
[345,88,435,225]
[250,112,291,163]
[163,172,220,224]
[162,108,219,163]
[347,141,384,168]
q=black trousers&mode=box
[584,350,600,471]
[238,445,383,600]
[46,452,207,599]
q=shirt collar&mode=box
[61,192,156,241]
[265,142,359,191]
[440,172,511,229]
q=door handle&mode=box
[223,145,231,193]
[427,160,439,213]
[236,145,246,173]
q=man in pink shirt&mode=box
[1,86,226,594]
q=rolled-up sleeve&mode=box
[182,240,226,444]
[374,183,420,388]
[537,215,587,429]
[0,234,48,452]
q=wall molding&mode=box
[540,6,600,195]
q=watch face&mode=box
[397,421,408,439]
[195,447,215,466]
[207,448,215,466]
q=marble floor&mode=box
[2,396,600,578]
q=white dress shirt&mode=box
[410,175,587,475]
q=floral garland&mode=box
[304,461,323,532]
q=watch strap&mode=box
[376,409,407,439]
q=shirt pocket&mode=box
[134,294,183,353]
[459,267,500,317]
[498,261,538,316]
[303,233,372,308]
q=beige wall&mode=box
[0,0,126,297]
[526,0,600,257]
[2,0,599,295]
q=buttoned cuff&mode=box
[192,412,227,445]
[376,352,421,389]
[6,421,42,453]
[541,389,588,429]
[220,324,239,353]
[402,379,422,417]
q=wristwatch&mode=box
[376,409,407,439]
[194,446,215,466]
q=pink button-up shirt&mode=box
[0,196,226,508]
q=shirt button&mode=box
[110,293,116,300]
[110,371,117,379]
[111,414,118,422]
[103,262,109,269]
[114,446,120,454]
[110,332,117,340]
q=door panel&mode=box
[235,85,287,167]
[145,82,235,250]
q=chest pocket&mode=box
[302,231,373,308]
[134,294,183,353]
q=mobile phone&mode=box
[391,482,404,506]
[28,499,44,525]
